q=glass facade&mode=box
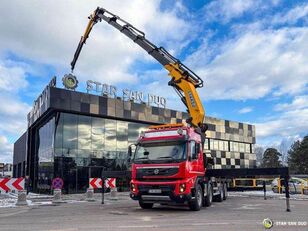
[36,112,148,193]
[32,113,256,193]
[37,117,55,193]
[207,138,253,154]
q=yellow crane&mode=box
[70,7,207,133]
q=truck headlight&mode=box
[179,183,186,193]
[131,183,136,192]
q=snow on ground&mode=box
[0,198,17,208]
[1,190,307,208]
[0,192,90,208]
[229,191,308,200]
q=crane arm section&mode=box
[71,7,206,131]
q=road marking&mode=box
[118,225,159,228]
[141,216,152,221]
[234,203,264,210]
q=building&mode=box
[0,163,13,177]
[13,77,256,193]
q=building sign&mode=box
[86,80,167,108]
[62,74,78,90]
[28,76,57,124]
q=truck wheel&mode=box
[223,183,228,200]
[214,184,223,202]
[204,183,213,207]
[139,201,154,209]
[272,187,278,193]
[189,184,203,211]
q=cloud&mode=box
[255,93,307,146]
[203,0,257,23]
[0,135,13,163]
[188,2,308,148]
[0,60,28,92]
[187,27,308,100]
[255,95,308,144]
[0,0,192,85]
[272,3,308,25]
[238,107,253,114]
[274,95,308,111]
[0,60,31,137]
[0,0,192,163]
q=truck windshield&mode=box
[134,141,186,163]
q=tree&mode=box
[255,146,264,167]
[261,148,282,168]
[278,139,289,166]
[288,136,308,174]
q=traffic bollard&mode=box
[110,187,118,200]
[52,188,63,203]
[15,190,28,206]
[86,188,95,202]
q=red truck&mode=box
[129,124,227,211]
[70,7,227,211]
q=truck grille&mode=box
[136,167,179,178]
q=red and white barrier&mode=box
[89,178,103,189]
[0,178,25,192]
[89,178,116,189]
[105,178,116,189]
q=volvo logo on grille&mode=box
[154,169,160,175]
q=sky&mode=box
[0,0,307,163]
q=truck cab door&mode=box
[189,141,203,174]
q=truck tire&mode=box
[189,184,203,211]
[139,201,154,209]
[204,183,213,207]
[272,187,278,193]
[223,183,228,200]
[214,185,223,202]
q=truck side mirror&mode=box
[203,153,214,168]
[128,146,133,157]
[128,144,136,162]
[207,157,214,165]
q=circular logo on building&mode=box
[263,218,273,229]
[154,169,159,175]
[62,74,78,90]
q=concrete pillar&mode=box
[109,187,118,200]
[85,188,95,202]
[15,190,28,206]
[52,189,63,203]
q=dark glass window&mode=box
[37,117,55,193]
[116,121,128,152]
[63,113,78,156]
[54,113,63,156]
[78,115,92,158]
[91,117,105,158]
[105,119,116,151]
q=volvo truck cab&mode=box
[129,124,227,211]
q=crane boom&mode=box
[70,7,207,132]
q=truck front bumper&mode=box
[130,192,192,203]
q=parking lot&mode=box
[0,193,307,231]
